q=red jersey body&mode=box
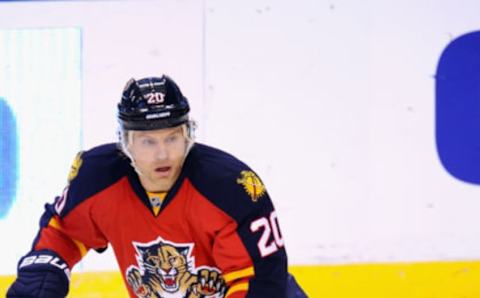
[32,143,288,297]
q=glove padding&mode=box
[7,250,70,298]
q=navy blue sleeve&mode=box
[188,144,288,297]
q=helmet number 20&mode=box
[250,211,284,257]
[146,92,165,104]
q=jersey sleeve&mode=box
[31,146,123,269]
[32,193,97,269]
[190,147,288,298]
[215,172,287,298]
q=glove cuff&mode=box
[8,250,70,298]
[18,249,71,283]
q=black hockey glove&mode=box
[7,250,70,298]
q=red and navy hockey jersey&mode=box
[32,143,288,297]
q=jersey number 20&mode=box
[250,211,284,257]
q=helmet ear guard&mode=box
[117,75,190,131]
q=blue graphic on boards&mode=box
[436,31,480,184]
[0,98,18,218]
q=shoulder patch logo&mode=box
[67,151,83,182]
[236,170,266,202]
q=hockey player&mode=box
[7,75,306,298]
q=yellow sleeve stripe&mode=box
[225,282,249,297]
[48,217,88,257]
[72,238,88,257]
[48,217,62,229]
[223,266,255,283]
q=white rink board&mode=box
[0,0,480,274]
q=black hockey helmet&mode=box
[117,75,190,131]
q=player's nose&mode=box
[155,144,168,160]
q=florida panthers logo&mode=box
[126,237,226,298]
[236,171,266,202]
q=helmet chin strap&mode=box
[122,147,145,177]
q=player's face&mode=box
[129,126,188,192]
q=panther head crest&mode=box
[134,240,194,293]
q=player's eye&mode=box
[141,138,156,146]
[165,135,178,144]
